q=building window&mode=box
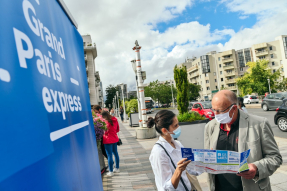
[240,67,243,71]
[206,80,209,83]
[205,73,208,77]
[283,37,287,59]
[219,64,222,68]
[282,68,284,72]
[269,46,272,51]
[271,54,274,58]
[221,78,223,82]
[244,49,252,64]
[213,72,216,76]
[215,79,217,82]
[238,50,245,67]
[281,60,283,65]
[201,55,210,73]
[272,62,275,66]
[216,86,218,89]
[218,57,221,61]
[273,69,276,73]
[220,71,222,75]
[207,87,210,90]
[221,85,224,88]
[259,56,266,59]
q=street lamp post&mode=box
[131,59,142,127]
[116,91,120,117]
[267,78,271,94]
[120,83,127,122]
[166,78,175,108]
[132,41,147,128]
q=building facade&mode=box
[127,91,137,99]
[181,35,287,101]
[83,35,102,106]
[117,84,128,99]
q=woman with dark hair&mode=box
[119,106,124,122]
[101,111,120,177]
[148,110,201,191]
[237,97,248,113]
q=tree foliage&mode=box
[144,80,177,105]
[236,60,282,96]
[105,85,117,109]
[187,83,201,101]
[174,65,188,114]
[276,78,287,92]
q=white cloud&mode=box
[63,0,287,99]
[239,15,249,19]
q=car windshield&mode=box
[202,102,212,109]
[251,96,257,99]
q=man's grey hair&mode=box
[214,90,237,104]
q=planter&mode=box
[177,119,210,149]
[97,146,105,173]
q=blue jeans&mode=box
[120,114,123,121]
[104,143,120,172]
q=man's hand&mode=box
[237,163,258,180]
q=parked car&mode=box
[274,99,287,132]
[243,95,259,104]
[262,92,287,111]
[191,102,214,120]
[188,101,197,111]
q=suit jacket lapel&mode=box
[238,110,249,153]
[212,122,220,150]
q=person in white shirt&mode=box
[237,97,248,113]
[148,110,201,191]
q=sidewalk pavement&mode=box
[103,119,287,191]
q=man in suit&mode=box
[204,90,282,191]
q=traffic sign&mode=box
[0,0,103,190]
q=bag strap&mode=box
[155,143,189,191]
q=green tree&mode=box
[174,65,188,114]
[126,99,138,117]
[276,77,287,92]
[236,60,281,95]
[105,85,117,109]
[187,83,201,101]
[144,80,177,106]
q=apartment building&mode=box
[116,84,128,99]
[83,35,102,106]
[181,35,287,101]
[127,91,137,99]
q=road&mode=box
[148,108,287,139]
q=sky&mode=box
[64,0,287,99]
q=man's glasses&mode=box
[211,103,235,114]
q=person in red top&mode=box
[101,111,120,177]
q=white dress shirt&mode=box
[149,136,201,191]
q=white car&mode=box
[243,95,259,104]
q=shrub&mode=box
[177,111,205,122]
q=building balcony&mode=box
[221,50,233,57]
[189,72,199,78]
[87,78,90,84]
[225,78,236,84]
[225,71,236,77]
[222,57,233,63]
[253,42,268,50]
[255,50,269,56]
[223,64,234,70]
[187,65,199,72]
[226,86,237,91]
[95,71,100,80]
[85,54,87,61]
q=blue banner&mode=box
[0,0,103,190]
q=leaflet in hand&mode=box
[181,148,250,174]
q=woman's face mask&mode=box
[168,126,181,139]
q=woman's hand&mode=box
[176,158,191,172]
[171,158,191,189]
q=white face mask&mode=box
[215,105,235,124]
